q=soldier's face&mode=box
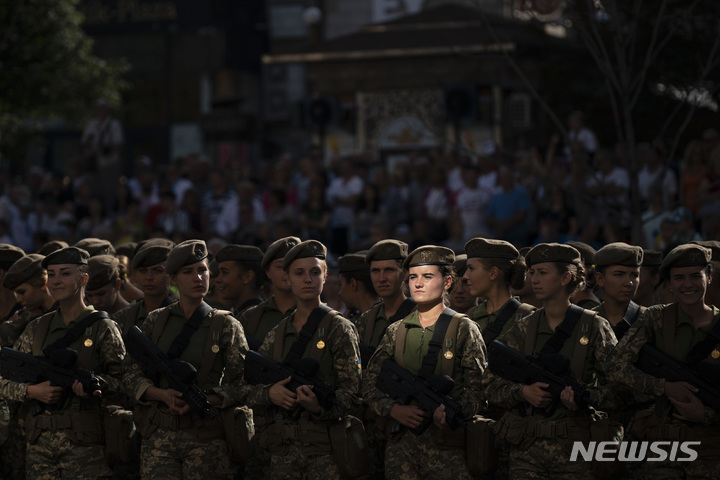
[464,258,492,297]
[338,276,355,310]
[288,257,326,301]
[668,265,711,306]
[408,265,450,306]
[136,264,170,297]
[215,260,245,304]
[596,266,640,304]
[47,264,87,303]
[449,276,475,312]
[85,281,120,312]
[13,282,46,309]
[370,260,404,299]
[527,262,569,302]
[171,260,210,300]
[266,259,291,293]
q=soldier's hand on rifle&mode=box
[269,376,298,410]
[559,386,578,412]
[433,404,448,429]
[664,381,699,403]
[669,393,704,423]
[165,388,191,415]
[296,385,322,414]
[26,381,63,404]
[521,382,552,408]
[71,380,101,398]
[390,404,427,429]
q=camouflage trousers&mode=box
[509,438,585,480]
[0,406,26,480]
[26,429,112,480]
[269,442,341,480]
[241,427,271,480]
[385,427,471,480]
[141,427,235,479]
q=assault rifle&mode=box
[487,340,596,409]
[375,359,467,434]
[636,344,720,411]
[243,350,338,410]
[0,347,102,415]
[123,325,214,419]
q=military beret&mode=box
[132,240,175,269]
[114,242,137,259]
[518,246,532,258]
[660,244,711,277]
[691,240,720,263]
[282,240,327,270]
[42,247,90,268]
[525,243,581,267]
[642,249,663,267]
[465,238,519,260]
[262,236,301,269]
[74,238,115,257]
[403,245,455,269]
[134,238,176,256]
[366,239,409,264]
[2,254,45,290]
[86,255,120,290]
[0,244,25,270]
[165,240,208,275]
[338,253,369,277]
[565,241,596,267]
[594,243,643,268]
[453,254,468,277]
[216,244,264,264]
[37,241,68,256]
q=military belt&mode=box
[533,420,568,439]
[154,410,196,430]
[35,414,73,431]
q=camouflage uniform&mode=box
[484,308,621,480]
[123,302,251,479]
[467,296,536,341]
[0,306,125,480]
[238,295,294,347]
[244,309,362,480]
[111,293,178,333]
[606,304,720,479]
[363,311,487,480]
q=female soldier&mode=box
[463,238,536,343]
[123,239,250,479]
[363,246,486,479]
[484,243,620,479]
[0,247,125,479]
[242,240,361,479]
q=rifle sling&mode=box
[538,304,584,356]
[283,304,332,364]
[483,298,521,343]
[613,301,641,340]
[42,310,109,357]
[166,302,213,360]
[197,311,228,386]
[418,308,457,379]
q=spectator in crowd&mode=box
[215,181,267,241]
[326,157,363,255]
[300,179,331,243]
[486,166,532,247]
[585,148,631,227]
[454,163,493,241]
[697,146,720,220]
[201,169,237,237]
[637,139,678,209]
[679,140,708,215]
[566,110,598,159]
[153,191,190,241]
[423,165,453,242]
[350,184,382,252]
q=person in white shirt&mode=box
[326,158,363,255]
[82,98,123,210]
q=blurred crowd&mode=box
[1,111,719,260]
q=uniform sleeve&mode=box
[121,310,159,401]
[482,320,528,409]
[0,320,38,402]
[314,317,362,421]
[209,316,253,408]
[362,322,401,418]
[454,318,487,417]
[606,308,665,398]
[93,319,126,396]
[0,309,35,348]
[586,316,631,410]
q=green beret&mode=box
[134,238,176,256]
[165,240,208,275]
[262,236,301,269]
[115,242,137,259]
[366,239,409,264]
[642,249,663,267]
[37,241,68,256]
[465,238,519,260]
[691,240,720,263]
[132,240,174,269]
[338,253,369,277]
[565,241,596,267]
[216,244,264,264]
[86,255,120,290]
[74,238,115,257]
[660,244,711,277]
[594,242,643,268]
[453,254,468,277]
[0,244,25,270]
[526,243,581,267]
[282,240,327,270]
[403,245,455,269]
[42,247,90,268]
[2,254,45,290]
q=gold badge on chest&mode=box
[84,338,93,348]
[579,336,589,346]
[711,349,720,360]
[443,350,454,360]
[316,340,325,350]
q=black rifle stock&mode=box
[243,350,338,409]
[0,347,102,415]
[487,340,596,408]
[636,344,720,411]
[375,358,466,434]
[123,325,214,419]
